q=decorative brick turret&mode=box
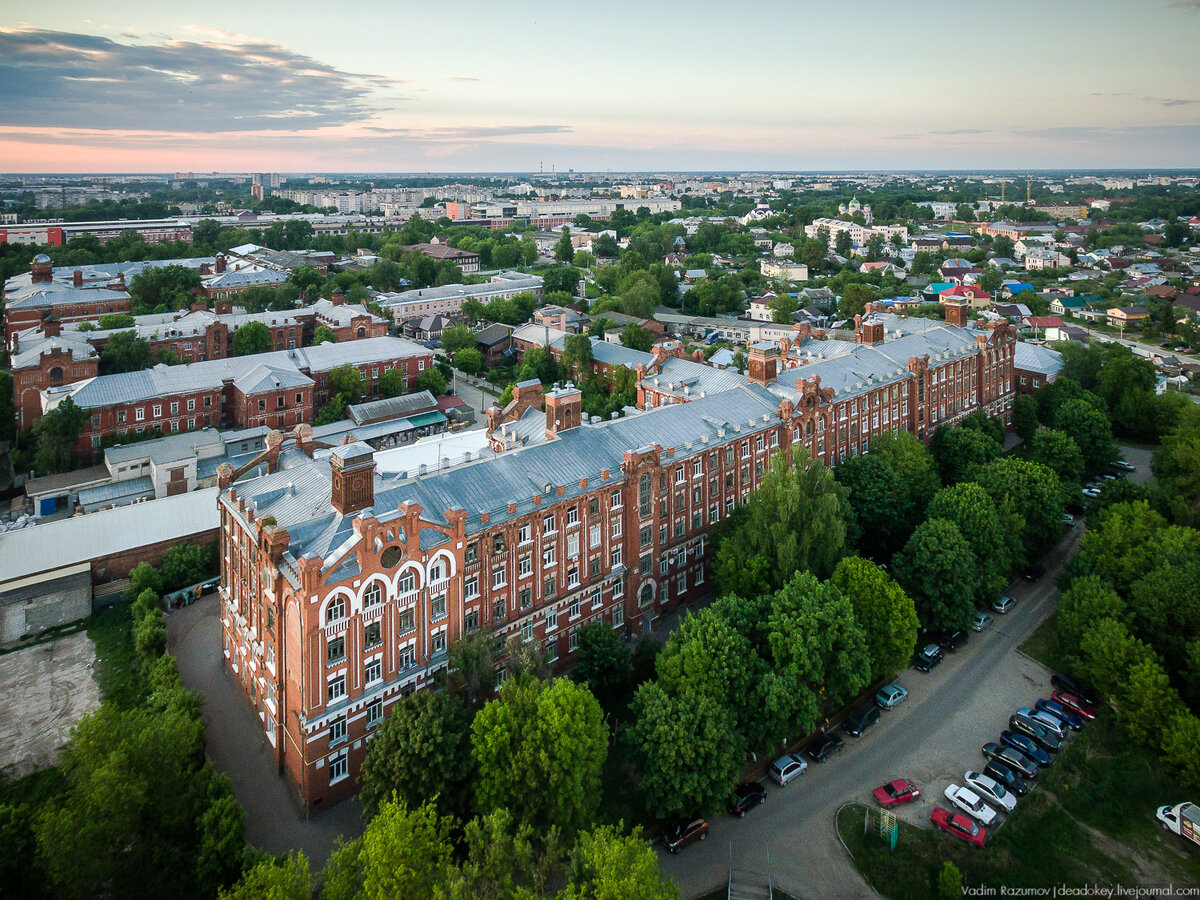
[545,384,582,438]
[944,301,969,328]
[330,443,375,515]
[31,255,53,284]
[747,343,778,385]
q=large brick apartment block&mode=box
[40,337,432,463]
[218,304,1016,812]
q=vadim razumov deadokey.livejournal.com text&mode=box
[961,886,1200,898]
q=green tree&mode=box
[232,321,273,357]
[1057,576,1127,659]
[1163,711,1200,790]
[929,424,1000,485]
[1121,658,1181,750]
[1153,405,1200,526]
[554,229,575,263]
[32,395,87,475]
[834,230,853,258]
[573,622,633,717]
[327,363,365,405]
[626,682,744,819]
[1076,501,1200,595]
[416,367,447,397]
[655,605,757,734]
[562,824,679,900]
[99,329,153,374]
[1012,393,1039,443]
[1030,428,1085,489]
[619,323,654,352]
[127,264,202,314]
[312,325,338,345]
[220,853,310,900]
[379,368,407,398]
[287,264,324,299]
[838,283,874,319]
[893,518,979,632]
[712,450,850,597]
[927,482,1014,604]
[472,677,608,841]
[439,324,476,355]
[453,348,483,375]
[97,312,136,329]
[973,457,1065,565]
[830,557,919,681]
[358,690,474,822]
[1054,398,1114,471]
[938,861,964,899]
[561,333,595,377]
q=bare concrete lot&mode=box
[0,631,100,777]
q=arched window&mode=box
[357,326,366,338]
[639,583,654,607]
[49,367,64,382]
[327,597,346,623]
[364,583,382,607]
[399,571,416,594]
[638,473,652,517]
[430,561,446,582]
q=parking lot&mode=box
[0,630,100,777]
[658,526,1083,899]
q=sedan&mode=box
[965,770,1018,813]
[1021,707,1068,740]
[971,612,994,632]
[1036,698,1084,732]
[874,779,921,808]
[875,684,909,710]
[938,629,969,653]
[1113,460,1136,472]
[1009,714,1062,752]
[662,817,709,853]
[945,784,999,826]
[983,742,1039,779]
[1051,673,1097,707]
[984,760,1030,796]
[769,753,808,786]
[930,807,988,848]
[1052,690,1097,721]
[1001,730,1052,767]
[993,595,1017,615]
[807,734,845,762]
[1082,486,1102,499]
[1022,563,1045,582]
[728,781,767,817]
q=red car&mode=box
[1051,690,1096,720]
[930,807,988,848]
[873,779,921,807]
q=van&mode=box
[843,702,882,738]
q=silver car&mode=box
[1021,707,1067,740]
[769,753,808,786]
[971,612,994,631]
[993,595,1017,614]
[964,769,1017,813]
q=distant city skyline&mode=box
[1,0,1199,173]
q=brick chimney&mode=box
[42,316,61,338]
[73,269,83,287]
[215,253,227,274]
[514,379,545,411]
[860,319,885,345]
[331,289,345,306]
[330,443,376,515]
[545,385,582,438]
[747,343,778,385]
[944,301,969,328]
[31,255,53,284]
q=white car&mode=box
[1082,487,1102,499]
[964,770,1017,813]
[769,753,808,786]
[945,783,1000,826]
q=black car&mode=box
[1051,673,1096,707]
[842,702,881,738]
[662,817,709,853]
[982,742,1039,779]
[1001,730,1052,767]
[912,643,944,672]
[983,760,1030,796]
[938,629,970,653]
[808,733,845,762]
[727,781,767,817]
[1023,562,1046,581]
[1009,714,1062,753]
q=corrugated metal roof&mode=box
[0,488,219,584]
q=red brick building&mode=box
[217,305,1017,812]
[11,319,99,430]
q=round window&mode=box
[380,546,403,569]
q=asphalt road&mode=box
[658,527,1084,899]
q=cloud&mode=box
[0,27,400,132]
[446,76,480,82]
[363,124,572,139]
[930,128,991,135]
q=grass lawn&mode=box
[86,604,146,710]
[1017,609,1067,674]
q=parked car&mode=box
[983,742,1039,779]
[1009,714,1062,752]
[964,770,1018,813]
[1022,562,1045,581]
[945,784,999,826]
[1021,707,1068,740]
[875,684,909,710]
[808,733,845,762]
[938,629,970,652]
[874,779,921,808]
[913,643,944,671]
[662,817,709,853]
[1051,673,1097,707]
[728,781,767,817]
[1063,513,1075,526]
[1113,460,1136,472]
[993,595,1017,615]
[843,702,882,738]
[930,807,988,848]
[1036,698,1084,732]
[1082,486,1103,499]
[971,612,994,632]
[1051,690,1097,720]
[983,760,1030,796]
[1001,730,1053,767]
[769,753,808,786]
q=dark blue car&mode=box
[1036,698,1084,732]
[1001,730,1052,767]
